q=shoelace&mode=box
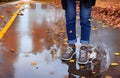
[66,46,73,53]
[80,49,87,58]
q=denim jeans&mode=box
[65,0,92,45]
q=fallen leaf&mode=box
[111,62,119,66]
[1,16,4,19]
[92,72,96,74]
[81,76,86,78]
[114,52,120,56]
[10,49,15,52]
[80,65,85,69]
[63,38,67,41]
[92,26,98,30]
[49,71,54,75]
[64,42,68,45]
[105,75,112,78]
[76,45,80,48]
[69,59,75,62]
[102,25,108,28]
[31,61,37,66]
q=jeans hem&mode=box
[68,39,77,44]
[80,40,89,44]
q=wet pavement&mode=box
[0,2,120,78]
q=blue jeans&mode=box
[65,0,92,45]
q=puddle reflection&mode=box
[0,2,120,78]
[14,49,68,78]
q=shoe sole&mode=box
[61,52,76,61]
[77,60,89,64]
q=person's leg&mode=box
[80,1,92,45]
[65,0,77,44]
[61,0,76,60]
[78,1,92,64]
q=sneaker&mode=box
[61,44,76,60]
[78,46,89,64]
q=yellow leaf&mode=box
[69,59,75,62]
[105,75,112,78]
[81,76,86,78]
[76,45,80,48]
[64,42,68,45]
[63,38,67,41]
[80,66,85,69]
[92,26,98,30]
[31,62,37,66]
[1,16,4,19]
[111,63,119,66]
[114,52,120,56]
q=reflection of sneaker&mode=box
[61,44,76,60]
[78,46,89,64]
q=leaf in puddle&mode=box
[102,25,108,28]
[31,61,37,66]
[105,75,112,78]
[114,52,120,56]
[63,38,67,41]
[1,16,4,19]
[76,45,80,48]
[10,49,15,52]
[69,59,75,63]
[81,76,86,78]
[98,21,102,24]
[111,62,119,66]
[64,42,68,45]
[92,71,96,74]
[92,26,98,30]
[80,65,85,69]
[49,71,54,75]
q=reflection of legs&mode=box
[61,0,76,60]
[68,73,77,78]
[78,1,92,64]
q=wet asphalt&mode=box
[0,2,120,78]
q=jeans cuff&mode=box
[80,40,89,44]
[68,39,77,44]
